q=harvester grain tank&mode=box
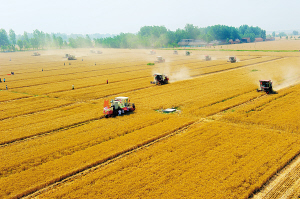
[103,97,135,118]
[227,56,236,63]
[154,56,165,63]
[185,51,190,56]
[32,52,40,56]
[151,73,169,85]
[257,80,273,94]
[204,55,211,61]
[173,50,178,55]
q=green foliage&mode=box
[147,63,155,65]
[0,29,9,48]
[293,30,298,35]
[17,40,23,50]
[9,29,16,45]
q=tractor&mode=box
[32,52,40,56]
[204,55,211,61]
[257,80,273,94]
[186,51,191,56]
[151,73,169,85]
[67,55,76,60]
[228,56,236,63]
[173,50,178,55]
[154,56,165,63]
[103,97,135,118]
[150,50,156,55]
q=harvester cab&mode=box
[150,50,156,55]
[154,56,165,63]
[68,55,76,60]
[204,55,211,61]
[173,50,178,55]
[257,80,273,94]
[186,51,191,56]
[151,73,169,85]
[32,52,40,56]
[103,97,135,118]
[228,56,236,63]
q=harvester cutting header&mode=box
[103,97,135,118]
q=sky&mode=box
[1,0,299,35]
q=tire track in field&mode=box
[22,90,271,199]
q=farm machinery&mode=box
[96,50,102,54]
[185,51,191,56]
[150,50,156,55]
[227,56,236,63]
[173,50,178,55]
[32,52,40,56]
[67,55,76,60]
[257,80,274,94]
[154,56,165,63]
[103,97,135,118]
[151,73,169,85]
[204,55,211,61]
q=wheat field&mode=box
[1,41,300,198]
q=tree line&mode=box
[0,24,267,51]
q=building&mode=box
[241,37,251,43]
[255,38,264,42]
[229,39,240,44]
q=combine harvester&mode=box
[67,55,76,60]
[227,56,236,63]
[154,56,165,63]
[185,51,191,56]
[103,97,135,118]
[204,55,211,61]
[151,73,169,85]
[32,52,40,56]
[173,50,178,55]
[150,50,156,55]
[257,80,274,94]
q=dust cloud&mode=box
[152,64,191,83]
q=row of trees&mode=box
[94,24,267,48]
[1,24,268,51]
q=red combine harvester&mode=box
[151,73,169,85]
[257,80,273,94]
[103,97,135,118]
[204,55,211,61]
[150,50,156,55]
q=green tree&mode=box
[57,36,63,48]
[293,30,298,35]
[272,31,276,37]
[9,29,16,45]
[17,40,23,50]
[0,29,9,48]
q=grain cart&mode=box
[150,50,156,55]
[151,73,169,85]
[257,80,273,94]
[103,97,135,118]
[186,51,191,56]
[227,56,236,63]
[204,55,211,61]
[32,52,40,56]
[154,56,165,63]
[173,50,178,54]
[67,55,76,60]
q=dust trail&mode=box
[274,67,300,90]
[170,67,191,82]
[151,63,191,83]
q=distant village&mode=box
[178,37,275,48]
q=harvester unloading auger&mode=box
[103,97,135,118]
[257,80,274,94]
[151,73,169,85]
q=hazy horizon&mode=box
[1,0,299,35]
